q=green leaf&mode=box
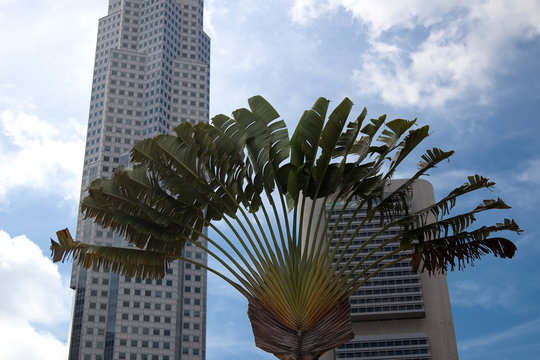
[53,95,521,353]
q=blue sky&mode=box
[0,0,539,359]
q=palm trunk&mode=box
[247,298,354,360]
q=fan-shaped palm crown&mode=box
[52,96,520,359]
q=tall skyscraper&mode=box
[320,180,459,360]
[68,1,210,359]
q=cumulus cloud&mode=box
[450,279,518,309]
[203,0,219,38]
[289,0,540,108]
[0,0,97,207]
[0,230,71,360]
[0,105,85,203]
[459,316,540,352]
[289,0,331,24]
[0,1,102,112]
[516,158,540,185]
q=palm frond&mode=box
[53,96,521,360]
[51,228,173,279]
[411,219,521,273]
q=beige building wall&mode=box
[314,180,459,360]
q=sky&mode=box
[0,0,539,359]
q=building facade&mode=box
[321,180,459,360]
[68,1,210,359]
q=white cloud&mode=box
[0,0,100,207]
[289,0,331,24]
[0,230,70,360]
[0,1,102,116]
[450,279,518,309]
[290,0,540,108]
[203,0,219,38]
[0,105,85,203]
[459,316,540,352]
[0,323,68,360]
[516,158,540,185]
[468,157,540,211]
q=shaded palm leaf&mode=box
[51,228,173,279]
[51,96,521,360]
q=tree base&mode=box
[248,298,354,360]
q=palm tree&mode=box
[51,96,521,360]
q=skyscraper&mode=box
[68,1,210,359]
[320,180,459,360]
